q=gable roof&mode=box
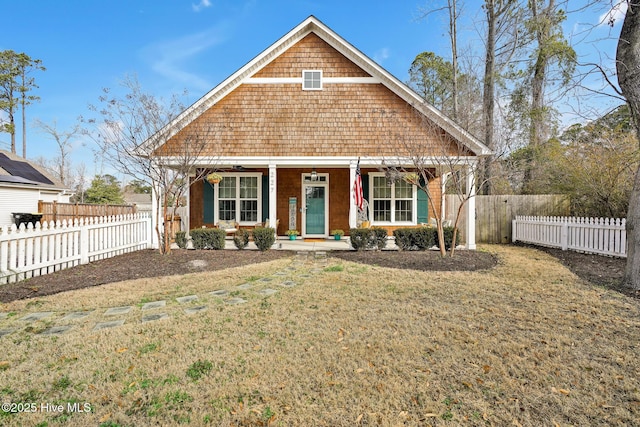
[140,15,490,157]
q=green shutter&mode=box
[261,175,269,222]
[362,174,369,203]
[417,179,428,224]
[203,181,215,223]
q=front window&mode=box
[217,174,260,224]
[371,175,415,223]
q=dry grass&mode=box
[0,245,638,426]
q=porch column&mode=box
[465,164,477,250]
[348,161,357,229]
[151,182,161,249]
[268,164,277,231]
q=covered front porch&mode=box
[173,157,477,249]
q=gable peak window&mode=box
[303,70,322,90]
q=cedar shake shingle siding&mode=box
[158,83,464,157]
[254,33,371,78]
[156,34,466,158]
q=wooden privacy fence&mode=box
[444,194,570,244]
[0,213,152,284]
[512,216,627,258]
[37,201,138,224]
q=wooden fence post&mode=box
[561,220,568,251]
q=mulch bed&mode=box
[332,249,498,272]
[521,244,639,300]
[0,245,635,303]
[0,249,292,303]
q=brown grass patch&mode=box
[0,245,639,426]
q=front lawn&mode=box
[0,245,638,426]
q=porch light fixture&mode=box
[310,168,318,181]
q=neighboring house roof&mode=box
[123,192,152,206]
[0,149,69,192]
[141,15,490,159]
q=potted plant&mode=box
[286,229,299,240]
[206,172,223,184]
[331,229,344,240]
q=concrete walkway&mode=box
[223,237,399,251]
[0,251,332,339]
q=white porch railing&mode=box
[0,213,152,284]
[512,216,627,258]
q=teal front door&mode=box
[305,185,326,235]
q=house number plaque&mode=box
[289,197,297,230]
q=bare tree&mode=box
[34,119,79,185]
[81,75,217,254]
[380,105,490,256]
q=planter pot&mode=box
[289,235,296,240]
[334,235,341,240]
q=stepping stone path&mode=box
[141,301,166,310]
[176,295,199,304]
[142,313,169,322]
[19,312,53,322]
[62,311,93,321]
[105,306,132,316]
[93,320,125,331]
[184,305,208,315]
[0,251,334,338]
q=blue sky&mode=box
[0,0,625,181]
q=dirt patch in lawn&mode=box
[0,249,292,303]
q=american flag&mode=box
[353,158,363,210]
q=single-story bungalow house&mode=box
[141,16,490,248]
[0,149,72,228]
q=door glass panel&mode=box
[305,186,325,235]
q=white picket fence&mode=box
[0,213,152,284]
[512,216,626,258]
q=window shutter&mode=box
[203,180,215,223]
[261,175,269,222]
[417,178,429,224]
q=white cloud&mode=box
[373,48,390,64]
[599,1,627,27]
[141,25,228,91]
[192,0,212,12]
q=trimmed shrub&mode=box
[393,228,415,251]
[370,227,388,251]
[349,227,388,251]
[233,228,249,250]
[392,227,436,251]
[190,228,226,250]
[253,227,275,252]
[414,227,436,250]
[175,231,187,249]
[441,226,461,251]
[349,228,371,251]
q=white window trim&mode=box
[368,172,417,225]
[214,173,262,226]
[302,70,322,91]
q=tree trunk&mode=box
[481,0,497,195]
[448,0,459,121]
[616,2,640,289]
[522,0,553,193]
[21,73,26,158]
